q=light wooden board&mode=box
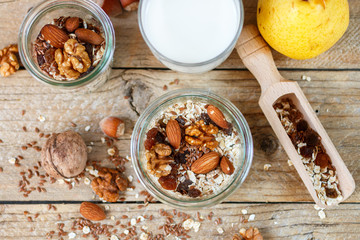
[1,203,360,240]
[0,69,359,203]
[0,0,360,69]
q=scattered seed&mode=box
[21,110,26,116]
[22,126,27,132]
[163,85,168,91]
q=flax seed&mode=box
[27,216,33,222]
[24,211,29,215]
[0,167,3,172]
[45,134,51,138]
[21,110,26,116]
[39,133,44,138]
[35,127,40,133]
[0,139,3,143]
[21,146,28,150]
[22,126,27,132]
[18,155,24,160]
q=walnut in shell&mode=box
[41,130,87,178]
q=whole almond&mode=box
[65,17,80,32]
[220,156,234,175]
[206,105,229,129]
[166,119,181,149]
[80,202,106,221]
[41,24,69,48]
[191,152,220,174]
[75,28,104,45]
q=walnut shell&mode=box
[41,130,87,179]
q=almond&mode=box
[99,116,125,139]
[220,156,234,175]
[191,152,220,174]
[166,119,181,149]
[65,17,80,32]
[206,105,229,129]
[75,28,104,45]
[80,202,106,221]
[41,24,69,48]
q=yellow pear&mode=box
[257,0,349,60]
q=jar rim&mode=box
[18,0,115,88]
[138,0,244,68]
[131,89,253,209]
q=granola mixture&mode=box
[143,100,243,199]
[273,98,342,206]
[33,16,105,81]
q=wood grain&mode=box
[0,0,359,69]
[0,69,358,203]
[0,203,360,240]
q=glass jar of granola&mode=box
[131,89,253,209]
[18,0,115,91]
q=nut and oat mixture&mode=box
[33,16,105,81]
[273,98,342,206]
[143,100,243,199]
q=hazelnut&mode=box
[41,130,87,179]
[99,116,125,139]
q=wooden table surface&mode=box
[0,0,360,239]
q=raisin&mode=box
[84,43,93,60]
[158,175,177,190]
[300,146,314,158]
[37,54,45,66]
[325,188,338,198]
[144,128,159,150]
[273,103,283,109]
[221,123,233,136]
[147,128,158,138]
[188,188,201,198]
[315,153,330,168]
[44,48,56,63]
[155,131,166,144]
[176,179,193,195]
[144,138,155,151]
[175,116,187,128]
[174,150,189,164]
[304,130,321,147]
[296,120,308,132]
[200,113,215,125]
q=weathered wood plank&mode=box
[0,203,359,239]
[0,0,360,69]
[0,69,359,203]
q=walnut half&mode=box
[55,39,91,80]
[0,44,19,77]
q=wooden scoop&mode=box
[236,25,355,208]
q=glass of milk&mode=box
[138,0,244,74]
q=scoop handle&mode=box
[236,25,285,93]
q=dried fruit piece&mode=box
[41,24,69,48]
[191,152,220,174]
[75,28,105,45]
[315,152,330,168]
[206,105,229,129]
[166,119,181,149]
[80,202,106,221]
[65,17,80,32]
[220,156,234,175]
[99,116,125,139]
[158,174,177,190]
